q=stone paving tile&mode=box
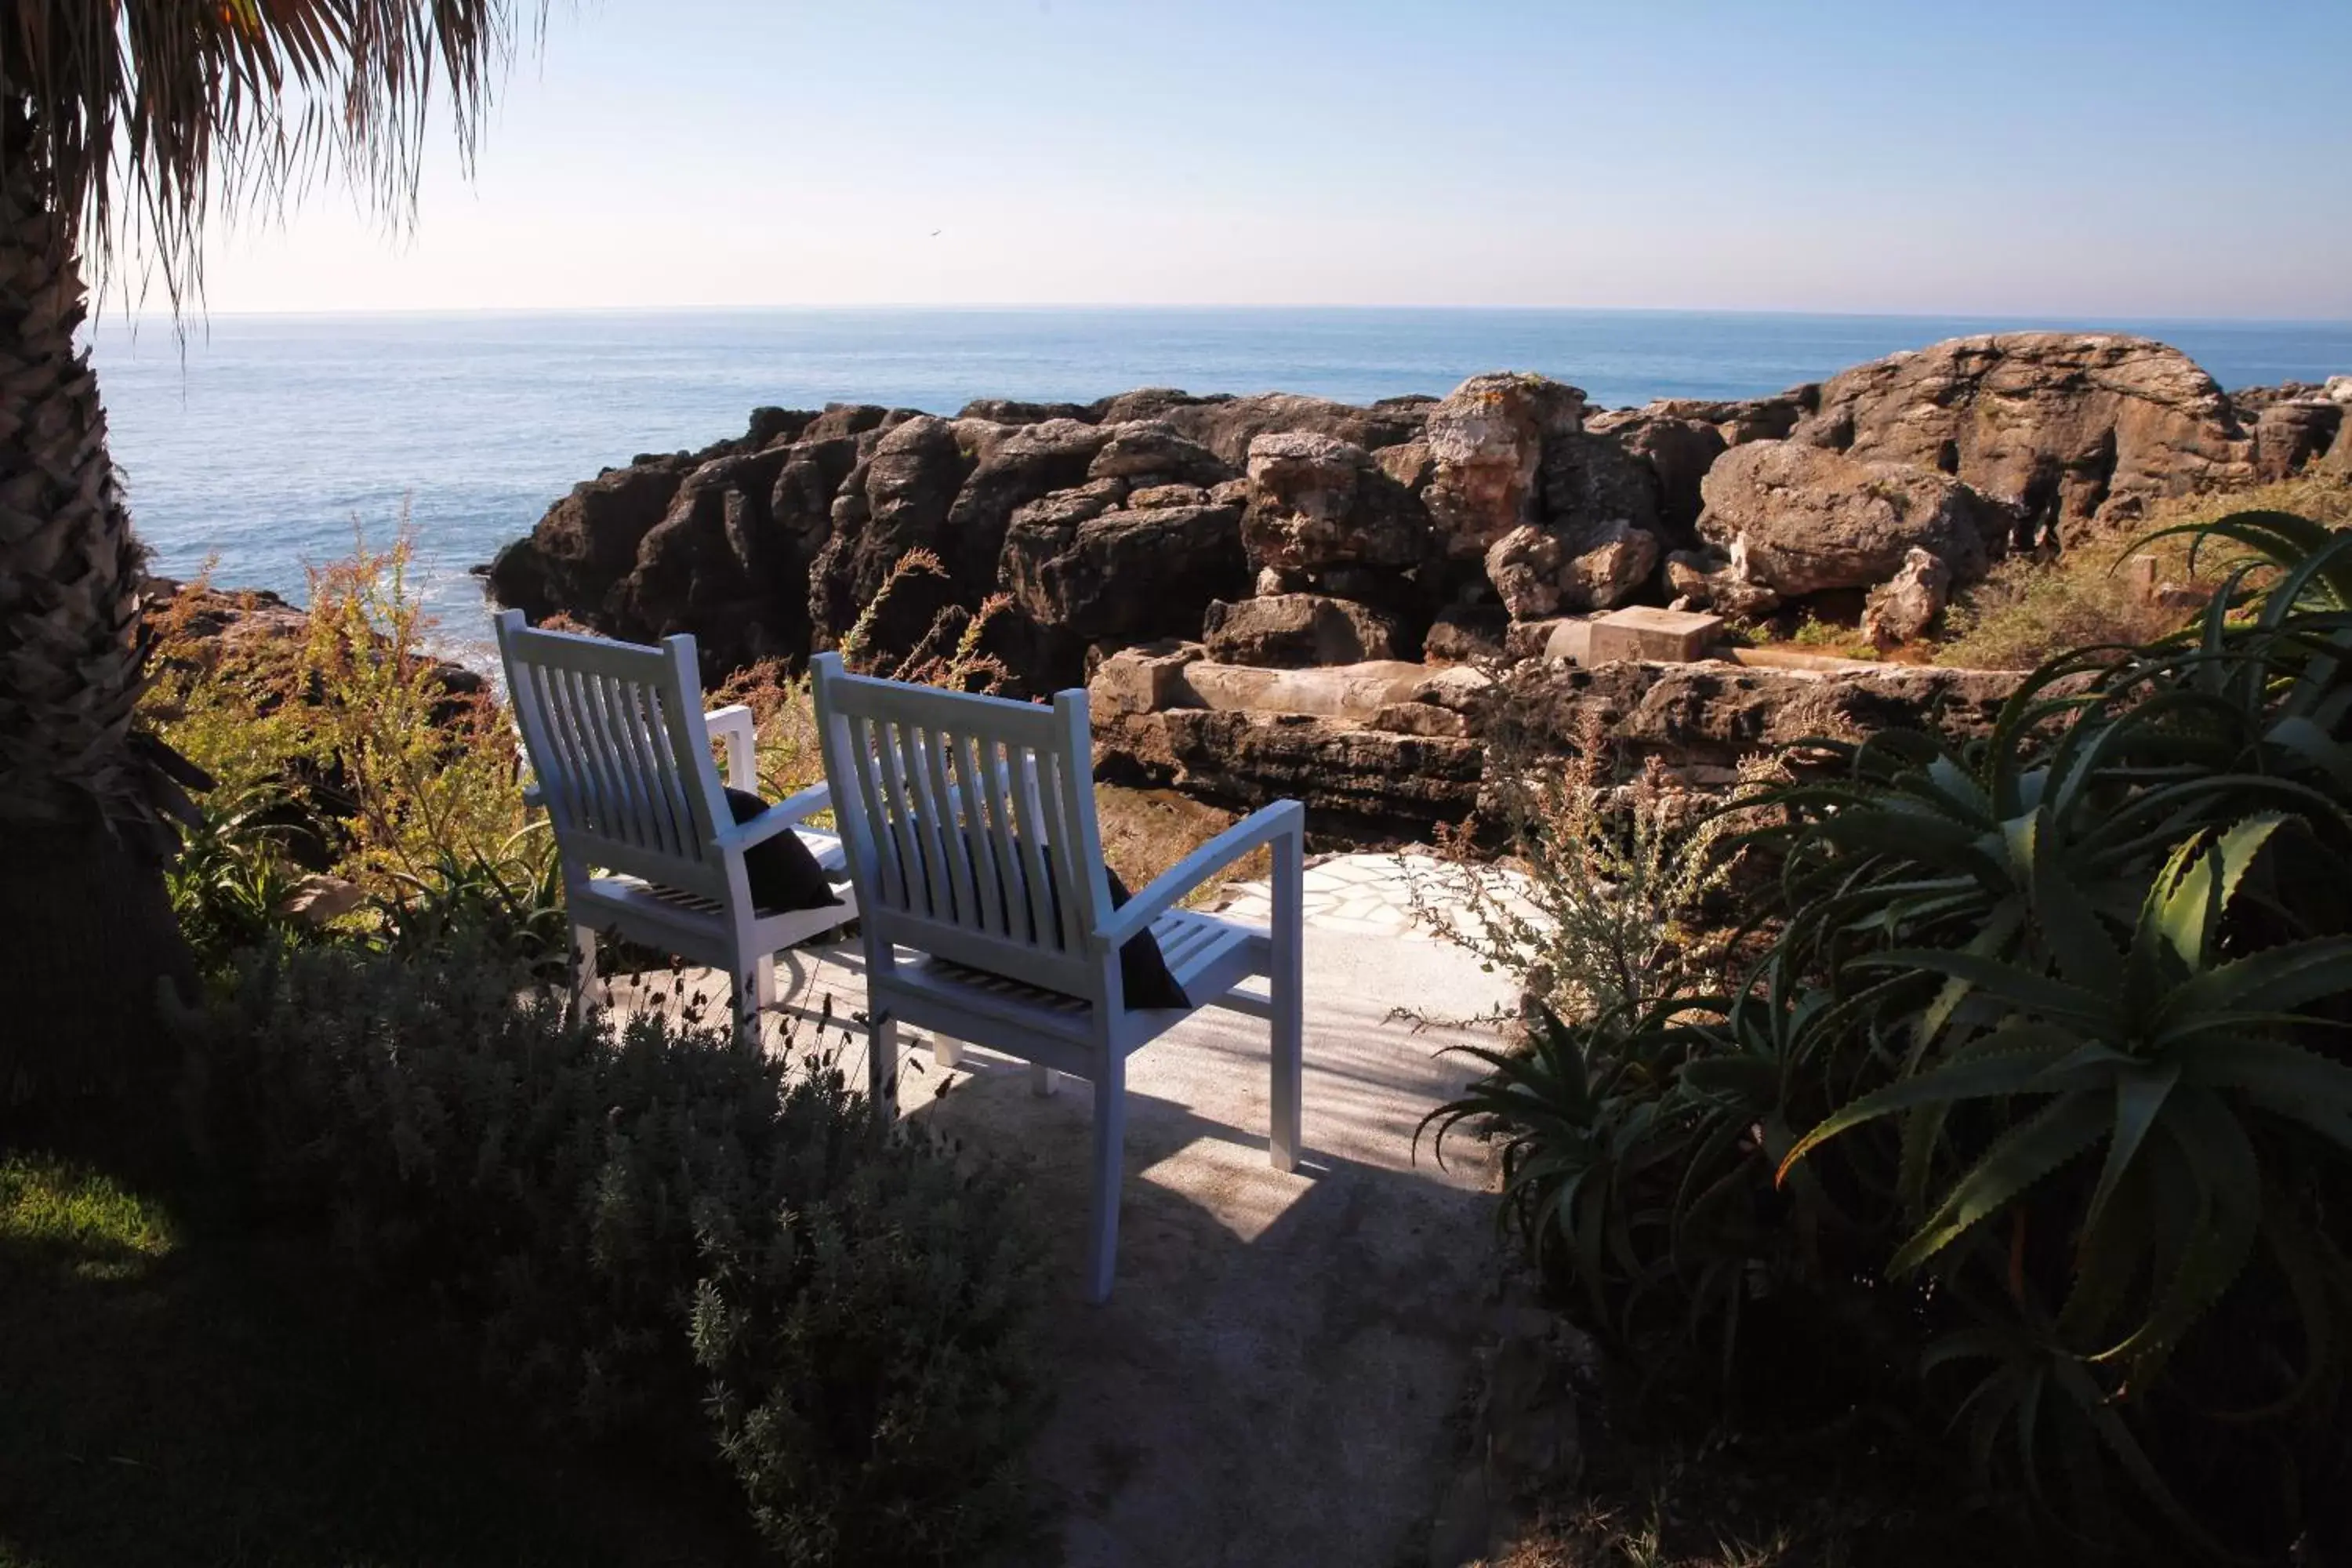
[1209,850,1537,944]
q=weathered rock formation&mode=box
[1788,333,2255,539]
[1421,373,1592,560]
[1202,593,1402,667]
[1089,641,2024,826]
[1681,441,2002,612]
[1001,498,1248,652]
[2251,399,2346,483]
[1241,433,1430,590]
[487,332,2343,691]
[1860,548,1953,651]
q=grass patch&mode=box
[0,1154,178,1284]
[1938,473,2352,670]
[1094,782,1272,902]
[0,1153,758,1568]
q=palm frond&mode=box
[4,0,533,311]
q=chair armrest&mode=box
[764,779,833,826]
[710,780,835,855]
[1098,799,1304,949]
[705,703,757,790]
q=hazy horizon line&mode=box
[88,301,2352,328]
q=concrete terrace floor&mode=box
[655,854,1519,1568]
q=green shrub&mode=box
[1431,512,2352,1560]
[164,779,321,971]
[144,533,570,977]
[1937,472,2352,670]
[1408,708,1757,1029]
[175,939,1054,1565]
[693,1121,1052,1563]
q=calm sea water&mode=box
[89,307,2352,652]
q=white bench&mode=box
[495,610,856,1037]
[810,651,1305,1301]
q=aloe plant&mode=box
[1432,512,2352,1559]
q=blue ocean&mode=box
[90,307,2352,655]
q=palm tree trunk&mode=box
[0,101,194,1116]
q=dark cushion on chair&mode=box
[723,787,845,916]
[1100,864,1190,1011]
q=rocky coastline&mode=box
[482,331,2349,825]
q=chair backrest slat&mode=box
[616,679,675,853]
[580,670,644,848]
[873,720,924,913]
[1036,746,1089,953]
[495,611,731,902]
[812,654,1111,1000]
[845,714,902,908]
[652,684,706,860]
[916,724,982,928]
[951,731,1006,941]
[1006,745,1062,949]
[895,720,953,922]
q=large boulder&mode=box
[2252,401,2344,483]
[1201,593,1403,667]
[956,397,1096,426]
[1790,333,2252,535]
[1490,659,2023,772]
[1093,705,1485,823]
[486,456,692,626]
[490,405,909,666]
[611,445,804,664]
[1540,430,1661,540]
[1423,374,1589,558]
[942,418,1113,584]
[1241,432,1431,583]
[1483,521,1660,619]
[767,430,869,566]
[1582,408,1729,545]
[1696,440,2001,599]
[799,402,901,443]
[1090,390,1431,468]
[808,415,980,649]
[1090,649,2024,827]
[1860,547,1953,649]
[1087,421,1238,488]
[1001,501,1249,648]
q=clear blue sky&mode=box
[192,0,2352,317]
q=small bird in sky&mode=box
[930,229,942,238]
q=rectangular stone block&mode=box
[1541,617,1594,666]
[1584,606,1725,665]
[1087,640,1206,717]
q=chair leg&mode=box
[755,953,779,1011]
[933,1034,964,1069]
[869,1015,898,1131]
[1029,1062,1058,1097]
[570,925,598,1019]
[1269,834,1305,1174]
[1084,1056,1127,1304]
[731,962,760,1047]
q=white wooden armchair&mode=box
[810,651,1304,1301]
[494,610,856,1037]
